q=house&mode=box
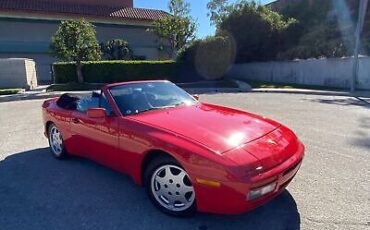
[0,0,169,83]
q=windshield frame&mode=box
[107,81,199,116]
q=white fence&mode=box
[0,58,38,90]
[228,57,370,90]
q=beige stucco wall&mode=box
[0,58,38,89]
[0,17,169,83]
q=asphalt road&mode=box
[0,93,369,230]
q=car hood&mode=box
[129,103,281,153]
[224,125,301,173]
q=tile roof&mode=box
[0,0,169,21]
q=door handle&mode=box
[72,118,80,124]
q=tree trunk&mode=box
[171,50,177,60]
[76,62,84,83]
[169,45,177,60]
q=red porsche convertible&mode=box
[42,80,304,216]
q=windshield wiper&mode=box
[137,102,191,114]
[139,105,176,114]
[173,101,186,107]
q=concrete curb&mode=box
[0,91,91,103]
[251,88,370,98]
[231,79,252,91]
[183,88,247,94]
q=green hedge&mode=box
[53,60,181,84]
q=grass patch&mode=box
[0,88,23,95]
[178,80,239,88]
[246,80,344,91]
[46,82,105,92]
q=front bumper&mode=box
[194,141,304,215]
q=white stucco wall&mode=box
[0,58,38,89]
[228,57,370,90]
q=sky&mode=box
[135,0,275,38]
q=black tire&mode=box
[144,156,196,217]
[48,123,68,159]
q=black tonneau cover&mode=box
[56,93,81,110]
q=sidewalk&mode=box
[0,88,90,103]
[1,85,369,103]
[252,88,370,98]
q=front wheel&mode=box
[144,157,196,216]
[48,123,68,159]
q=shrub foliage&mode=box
[100,39,133,60]
[218,2,297,63]
[53,61,180,84]
[276,0,370,59]
[178,36,235,80]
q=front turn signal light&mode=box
[196,178,221,187]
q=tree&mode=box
[168,0,190,17]
[50,20,101,83]
[207,0,252,27]
[207,0,231,26]
[101,39,133,60]
[218,2,297,62]
[276,0,357,59]
[149,0,197,58]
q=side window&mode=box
[100,93,114,116]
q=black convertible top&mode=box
[56,93,81,110]
[56,92,101,110]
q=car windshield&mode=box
[109,82,198,115]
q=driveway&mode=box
[0,93,369,230]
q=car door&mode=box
[70,93,120,167]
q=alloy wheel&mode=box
[150,164,195,212]
[49,125,63,157]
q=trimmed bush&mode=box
[53,60,181,84]
[100,39,133,60]
[177,36,235,80]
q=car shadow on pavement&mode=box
[352,117,370,149]
[0,148,301,230]
[309,97,370,109]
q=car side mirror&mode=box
[193,94,200,101]
[87,108,106,119]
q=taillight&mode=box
[42,100,50,108]
[42,97,58,108]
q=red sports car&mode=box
[42,80,304,216]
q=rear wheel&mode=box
[144,156,196,216]
[48,123,67,159]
